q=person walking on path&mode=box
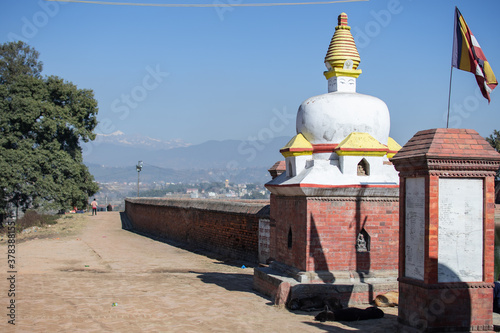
[91,198,98,216]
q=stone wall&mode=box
[124,198,270,263]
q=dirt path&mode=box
[0,211,403,332]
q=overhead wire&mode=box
[46,0,369,8]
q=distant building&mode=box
[187,188,199,199]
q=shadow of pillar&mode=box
[400,261,473,331]
[310,214,334,283]
[355,198,372,303]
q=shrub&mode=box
[15,210,58,233]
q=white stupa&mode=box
[266,13,401,196]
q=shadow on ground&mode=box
[189,271,255,293]
[119,212,255,270]
[119,212,400,330]
[302,312,398,333]
[118,212,278,310]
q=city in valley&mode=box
[93,180,269,212]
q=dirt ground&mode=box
[0,211,497,332]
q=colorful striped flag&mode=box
[452,7,497,102]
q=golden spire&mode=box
[324,13,362,80]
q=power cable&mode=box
[46,0,369,8]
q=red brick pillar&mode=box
[391,128,500,332]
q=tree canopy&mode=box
[486,130,500,152]
[0,41,99,215]
[486,129,500,180]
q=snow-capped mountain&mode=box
[83,132,288,171]
[93,131,192,150]
[82,131,290,183]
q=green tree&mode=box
[0,41,42,84]
[486,130,500,152]
[0,41,99,216]
[486,129,500,179]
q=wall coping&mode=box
[125,197,270,217]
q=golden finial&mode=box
[324,13,361,79]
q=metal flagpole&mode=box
[446,7,459,129]
[446,65,453,128]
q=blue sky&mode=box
[1,0,500,149]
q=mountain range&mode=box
[90,130,192,150]
[83,131,289,184]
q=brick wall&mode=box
[398,278,493,331]
[271,195,308,271]
[125,198,270,263]
[271,195,399,273]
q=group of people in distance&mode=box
[70,199,112,215]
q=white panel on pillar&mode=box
[405,177,426,280]
[438,178,483,282]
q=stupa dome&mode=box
[296,12,390,146]
[296,93,390,145]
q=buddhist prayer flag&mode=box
[452,7,497,102]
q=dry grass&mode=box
[0,212,89,244]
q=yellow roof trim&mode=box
[387,137,402,152]
[280,133,313,158]
[324,68,362,80]
[280,133,313,150]
[282,151,313,158]
[386,137,402,158]
[336,150,387,157]
[335,132,388,156]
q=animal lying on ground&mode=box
[374,291,399,307]
[314,306,384,322]
[288,295,343,312]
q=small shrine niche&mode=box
[356,228,370,252]
[357,159,370,176]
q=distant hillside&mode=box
[83,133,289,184]
[83,135,288,170]
[87,164,274,184]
